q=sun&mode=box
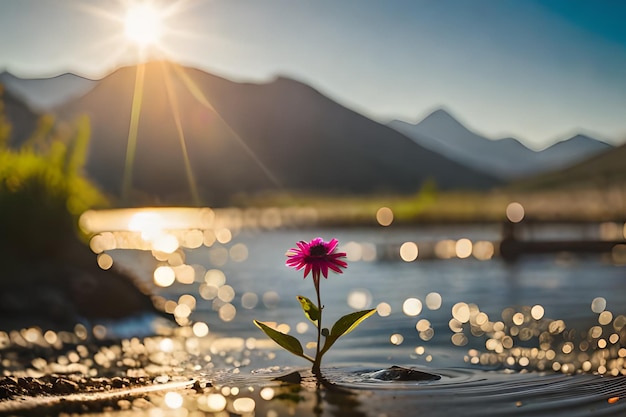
[124,3,164,46]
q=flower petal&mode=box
[326,238,339,253]
[286,237,348,280]
[303,263,312,278]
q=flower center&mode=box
[309,244,328,257]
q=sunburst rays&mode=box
[121,62,146,204]
[171,63,283,189]
[69,1,283,206]
[160,61,200,206]
[119,60,283,206]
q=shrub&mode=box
[0,100,108,259]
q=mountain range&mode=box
[0,61,622,206]
[0,71,97,111]
[388,109,613,179]
[511,140,626,191]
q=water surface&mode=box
[91,216,626,416]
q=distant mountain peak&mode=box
[428,107,455,118]
[270,75,296,84]
[548,133,611,149]
[388,106,611,180]
[418,107,460,125]
[564,133,601,144]
[266,75,324,95]
[0,71,98,110]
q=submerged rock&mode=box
[273,371,303,384]
[368,366,441,382]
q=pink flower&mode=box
[286,238,347,284]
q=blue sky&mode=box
[0,0,625,149]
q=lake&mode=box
[81,208,626,416]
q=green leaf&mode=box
[253,320,313,362]
[297,295,320,324]
[330,308,377,337]
[320,309,377,356]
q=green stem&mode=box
[312,273,323,379]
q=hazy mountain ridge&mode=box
[510,142,626,191]
[388,109,613,180]
[534,134,613,165]
[0,71,97,112]
[2,63,621,205]
[50,62,499,205]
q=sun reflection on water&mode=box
[15,207,615,389]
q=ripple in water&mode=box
[213,365,626,417]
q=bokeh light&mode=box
[452,302,470,323]
[262,291,280,308]
[215,228,232,244]
[164,391,183,409]
[218,303,237,322]
[400,241,419,262]
[531,305,545,320]
[152,234,179,253]
[296,322,309,334]
[506,202,525,223]
[217,285,235,302]
[205,269,226,286]
[192,322,209,337]
[182,229,204,248]
[425,292,442,310]
[241,292,259,309]
[347,289,372,310]
[260,387,275,400]
[377,302,392,317]
[174,264,195,284]
[376,207,394,226]
[473,241,495,260]
[611,244,626,265]
[233,397,255,413]
[154,266,176,287]
[229,243,249,262]
[402,298,422,316]
[390,333,404,345]
[199,394,226,412]
[416,319,430,332]
[455,238,473,258]
[343,241,363,262]
[177,295,195,310]
[434,239,456,259]
[173,304,191,319]
[96,253,113,270]
[591,297,607,313]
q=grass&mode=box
[0,100,108,259]
[232,185,626,225]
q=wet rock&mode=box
[0,374,156,400]
[110,377,127,389]
[273,371,303,384]
[368,366,441,382]
[192,379,212,393]
[52,377,79,394]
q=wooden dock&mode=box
[375,220,626,262]
[499,220,626,261]
[499,238,626,261]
